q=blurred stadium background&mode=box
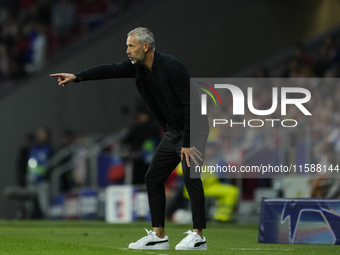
[1,0,340,233]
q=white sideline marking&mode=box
[230,248,294,251]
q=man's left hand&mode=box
[181,147,203,167]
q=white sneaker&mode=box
[175,230,207,250]
[128,228,170,250]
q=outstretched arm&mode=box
[50,73,76,87]
[50,60,135,86]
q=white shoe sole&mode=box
[175,244,207,250]
[128,243,170,250]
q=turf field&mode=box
[0,220,338,255]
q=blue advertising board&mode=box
[259,198,340,244]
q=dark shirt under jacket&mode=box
[74,51,207,148]
[143,65,179,131]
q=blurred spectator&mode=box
[51,0,77,41]
[57,129,76,192]
[1,12,19,46]
[72,132,89,187]
[15,133,34,218]
[77,0,109,32]
[324,64,340,78]
[27,126,53,218]
[120,101,162,184]
[16,133,35,187]
[10,28,30,77]
[293,42,314,67]
[199,142,239,222]
[299,63,315,77]
[0,43,10,86]
[282,57,302,77]
[23,21,48,73]
[315,34,340,77]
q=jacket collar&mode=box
[135,51,160,79]
[151,50,160,71]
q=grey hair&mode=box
[127,27,155,51]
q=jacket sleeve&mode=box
[167,60,191,147]
[74,59,135,82]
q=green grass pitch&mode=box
[0,220,338,254]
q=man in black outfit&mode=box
[50,27,209,251]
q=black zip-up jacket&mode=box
[74,51,207,148]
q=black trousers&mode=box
[145,129,207,229]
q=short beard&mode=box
[130,52,145,65]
